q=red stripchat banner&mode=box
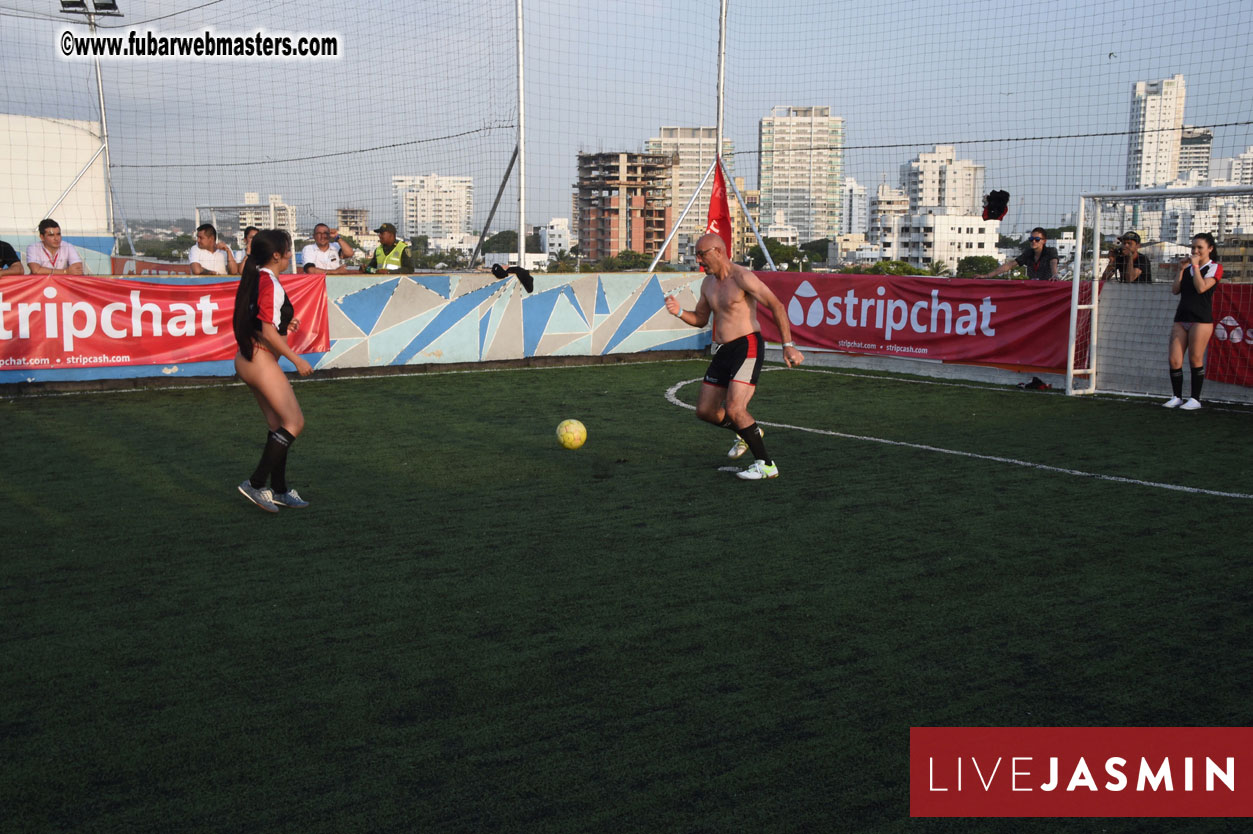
[0,273,328,370]
[757,273,1076,371]
[1209,283,1253,388]
[911,727,1253,817]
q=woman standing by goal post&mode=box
[1164,232,1223,410]
[232,229,314,511]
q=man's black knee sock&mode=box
[735,422,771,465]
[719,415,736,431]
[1190,365,1205,400]
[250,428,295,489]
[1169,367,1183,398]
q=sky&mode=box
[2,0,1251,238]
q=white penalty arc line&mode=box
[665,377,1253,500]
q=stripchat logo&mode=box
[910,727,1253,818]
[784,280,998,341]
[1214,315,1251,345]
[787,280,824,328]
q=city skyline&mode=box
[2,0,1251,244]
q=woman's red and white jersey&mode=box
[256,268,287,329]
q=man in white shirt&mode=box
[301,223,356,273]
[188,223,239,276]
[26,219,88,275]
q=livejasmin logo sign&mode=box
[910,727,1253,817]
[928,751,1234,793]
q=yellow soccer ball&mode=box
[556,419,587,450]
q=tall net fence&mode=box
[1,0,1251,271]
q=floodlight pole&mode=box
[59,2,131,260]
[715,0,726,157]
[91,14,116,248]
[645,0,775,273]
[516,0,526,271]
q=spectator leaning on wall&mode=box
[26,218,88,275]
[974,227,1058,280]
[0,235,24,276]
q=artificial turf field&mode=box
[3,359,1252,833]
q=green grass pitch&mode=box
[3,360,1251,833]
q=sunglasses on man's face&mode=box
[1029,237,1043,242]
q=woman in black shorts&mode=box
[1164,232,1223,410]
[232,229,314,511]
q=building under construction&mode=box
[574,152,678,263]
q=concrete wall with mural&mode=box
[321,272,710,368]
[0,272,711,384]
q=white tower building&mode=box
[1126,75,1186,190]
[391,174,474,240]
[758,106,844,244]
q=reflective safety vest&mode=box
[374,241,408,271]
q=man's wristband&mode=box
[783,342,794,348]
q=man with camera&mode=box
[1101,231,1151,283]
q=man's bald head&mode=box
[696,233,726,255]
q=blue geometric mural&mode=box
[320,272,710,370]
[0,271,712,383]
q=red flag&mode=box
[706,160,733,256]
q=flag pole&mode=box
[722,157,776,270]
[647,156,719,273]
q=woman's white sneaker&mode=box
[272,489,309,508]
[238,480,279,513]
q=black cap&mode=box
[374,223,397,235]
[1120,231,1141,243]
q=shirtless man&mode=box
[664,233,804,480]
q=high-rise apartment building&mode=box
[391,174,474,240]
[574,152,677,262]
[644,127,734,262]
[1229,145,1253,185]
[868,183,908,249]
[758,106,843,244]
[1179,126,1213,179]
[842,177,868,235]
[900,146,984,215]
[1126,74,1186,190]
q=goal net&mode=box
[1068,185,1253,405]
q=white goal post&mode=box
[1066,184,1253,400]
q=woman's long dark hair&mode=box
[233,229,292,360]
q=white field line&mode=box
[0,357,702,401]
[777,366,1252,414]
[665,375,1253,501]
